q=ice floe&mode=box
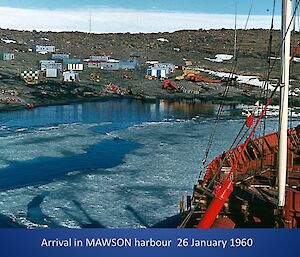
[238,103,300,117]
[270,56,300,63]
[0,123,105,168]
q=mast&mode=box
[278,0,293,207]
[234,1,237,60]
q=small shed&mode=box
[90,55,109,62]
[46,69,59,78]
[63,71,79,82]
[39,60,53,68]
[39,60,62,70]
[67,63,84,71]
[119,59,139,70]
[153,63,175,74]
[101,62,120,70]
[33,45,56,54]
[87,60,102,68]
[63,58,82,69]
[52,53,70,60]
[146,68,167,78]
[0,53,15,61]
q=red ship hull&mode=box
[180,127,300,228]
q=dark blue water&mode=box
[0,139,141,191]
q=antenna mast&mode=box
[89,11,92,33]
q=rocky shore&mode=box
[1,28,300,112]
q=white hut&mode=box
[63,71,79,82]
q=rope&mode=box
[198,0,255,178]
[298,0,300,31]
[181,0,300,228]
[198,60,237,178]
[267,0,300,78]
[260,0,277,100]
[260,0,277,174]
[224,86,279,182]
[244,0,254,30]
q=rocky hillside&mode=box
[0,28,292,75]
[0,28,300,110]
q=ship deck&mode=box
[180,128,300,228]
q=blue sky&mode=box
[0,0,280,15]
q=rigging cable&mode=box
[260,0,277,173]
[181,0,300,228]
[198,0,255,179]
[267,0,300,79]
[201,0,300,182]
[182,0,300,228]
[180,1,258,228]
[298,0,300,31]
[244,0,254,30]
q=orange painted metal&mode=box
[163,80,180,92]
[202,131,279,183]
[290,43,300,64]
[198,103,274,228]
[211,217,235,228]
[200,128,300,228]
[197,179,233,228]
[246,114,254,127]
[285,186,300,228]
[187,75,222,83]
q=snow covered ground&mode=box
[1,38,16,44]
[205,54,233,63]
[199,68,279,91]
[200,68,300,97]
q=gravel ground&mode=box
[0,28,299,111]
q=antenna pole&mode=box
[89,11,92,33]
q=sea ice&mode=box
[0,123,105,168]
[0,116,288,228]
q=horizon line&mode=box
[0,6,283,34]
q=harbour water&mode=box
[0,99,295,228]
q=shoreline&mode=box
[1,27,298,114]
[0,92,267,113]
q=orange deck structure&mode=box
[180,128,300,228]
